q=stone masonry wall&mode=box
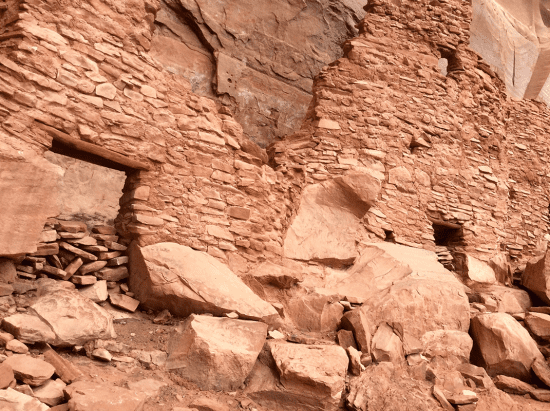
[270,0,550,267]
[0,0,293,267]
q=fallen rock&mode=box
[78,280,108,303]
[347,346,363,376]
[4,355,55,386]
[6,339,28,354]
[456,363,494,389]
[129,242,278,323]
[33,378,66,406]
[493,374,534,394]
[455,253,496,284]
[188,397,231,411]
[350,243,470,340]
[371,322,403,363]
[284,294,343,332]
[524,312,550,340]
[470,312,543,381]
[421,330,473,368]
[126,379,167,397]
[166,314,267,391]
[532,357,550,388]
[29,282,116,346]
[109,293,139,312]
[523,250,550,305]
[64,380,146,411]
[268,341,348,410]
[471,284,532,314]
[346,362,441,411]
[283,173,381,266]
[0,363,14,389]
[340,308,372,353]
[0,387,49,411]
[249,261,303,288]
[2,314,55,344]
[337,329,357,351]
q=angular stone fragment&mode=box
[59,242,97,261]
[456,363,494,389]
[79,280,108,303]
[456,253,497,284]
[285,294,343,332]
[71,276,96,285]
[421,330,473,367]
[167,314,267,391]
[470,313,543,381]
[33,378,66,406]
[268,341,348,410]
[96,266,129,281]
[0,387,49,411]
[79,261,107,275]
[525,312,550,340]
[494,374,534,394]
[30,283,116,346]
[4,355,55,386]
[109,293,139,312]
[371,323,404,363]
[0,363,14,389]
[64,380,146,411]
[532,358,550,388]
[340,308,372,353]
[95,83,117,99]
[337,329,357,351]
[6,339,28,354]
[2,313,55,344]
[283,173,381,266]
[523,251,550,305]
[129,242,278,322]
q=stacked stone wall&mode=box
[270,0,550,266]
[0,0,293,268]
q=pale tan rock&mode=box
[285,294,343,332]
[5,339,28,354]
[470,313,543,381]
[493,374,533,394]
[524,312,550,340]
[340,309,372,353]
[456,253,497,284]
[29,283,116,346]
[109,293,139,312]
[78,280,108,303]
[2,314,55,344]
[129,242,278,323]
[166,314,267,391]
[95,83,117,99]
[0,387,49,411]
[4,355,54,386]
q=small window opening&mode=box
[384,229,396,243]
[439,47,464,75]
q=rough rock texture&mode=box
[455,253,496,284]
[30,283,116,346]
[470,284,532,314]
[3,355,55,387]
[470,312,544,381]
[65,380,147,411]
[284,294,344,332]
[0,149,61,256]
[2,313,56,344]
[152,0,365,146]
[0,388,49,411]
[283,172,381,266]
[129,242,278,322]
[523,250,550,305]
[166,314,267,391]
[421,330,473,368]
[247,341,349,411]
[349,243,470,340]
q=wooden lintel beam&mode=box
[427,216,462,230]
[34,121,151,171]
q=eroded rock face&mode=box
[128,242,278,323]
[283,172,381,266]
[166,314,267,391]
[65,381,147,411]
[0,148,61,256]
[470,312,543,381]
[152,0,365,146]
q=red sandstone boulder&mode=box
[128,242,278,323]
[64,380,147,411]
[522,251,550,305]
[283,172,381,267]
[166,314,267,391]
[470,312,543,381]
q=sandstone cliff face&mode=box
[151,0,365,146]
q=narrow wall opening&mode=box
[432,220,465,270]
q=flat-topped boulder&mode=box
[129,242,278,323]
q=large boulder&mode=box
[0,150,61,256]
[342,243,470,340]
[470,312,543,381]
[421,330,473,368]
[128,242,278,323]
[523,251,550,305]
[470,284,531,314]
[29,282,116,346]
[247,341,349,411]
[283,172,381,267]
[455,253,497,284]
[284,294,344,332]
[166,314,267,391]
